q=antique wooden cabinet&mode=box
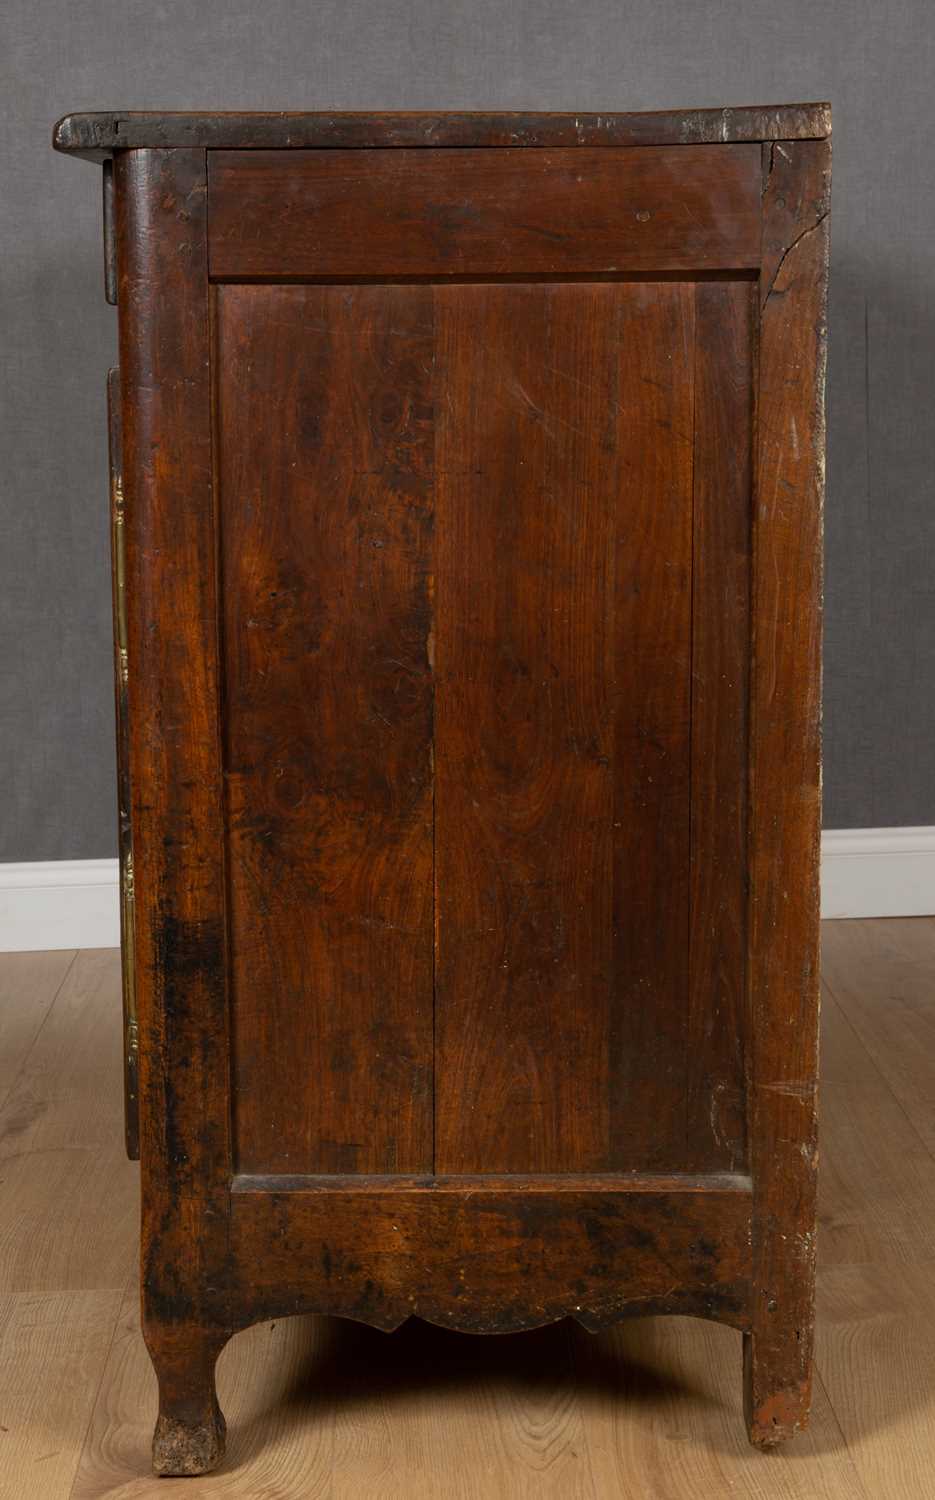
[55,106,830,1474]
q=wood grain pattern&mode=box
[0,1289,126,1500]
[433,282,616,1173]
[228,1176,753,1334]
[817,983,935,1267]
[217,283,435,1176]
[207,146,762,279]
[608,282,695,1172]
[115,148,232,1471]
[576,1314,869,1500]
[220,276,756,1184]
[743,136,830,1445]
[816,1261,935,1500]
[434,280,751,1176]
[0,949,74,1109]
[813,914,935,1499]
[0,951,125,1157]
[52,103,832,162]
[821,918,935,1156]
[686,280,754,1172]
[0,950,136,1294]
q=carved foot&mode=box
[146,1323,229,1477]
[153,1393,226,1476]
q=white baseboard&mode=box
[0,859,119,952]
[0,831,932,951]
[820,827,935,920]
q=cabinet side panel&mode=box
[115,149,231,1335]
[217,284,435,1175]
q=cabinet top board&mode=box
[53,104,831,162]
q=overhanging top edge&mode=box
[53,104,832,162]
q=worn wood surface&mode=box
[115,148,232,1472]
[743,136,830,1445]
[218,283,435,1176]
[207,146,761,278]
[226,1174,752,1333]
[52,103,832,161]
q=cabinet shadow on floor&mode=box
[220,1310,856,1469]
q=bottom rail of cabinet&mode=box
[223,1171,754,1335]
[142,1171,819,1473]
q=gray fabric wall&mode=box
[2,0,933,860]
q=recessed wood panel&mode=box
[218,277,754,1179]
[207,145,762,279]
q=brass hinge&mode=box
[112,466,129,685]
[122,848,139,1061]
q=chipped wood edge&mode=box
[52,104,832,162]
[152,1401,226,1477]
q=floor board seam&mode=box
[0,949,79,1120]
[811,1357,873,1496]
[67,1267,136,1500]
[820,974,935,1171]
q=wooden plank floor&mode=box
[0,921,933,1498]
